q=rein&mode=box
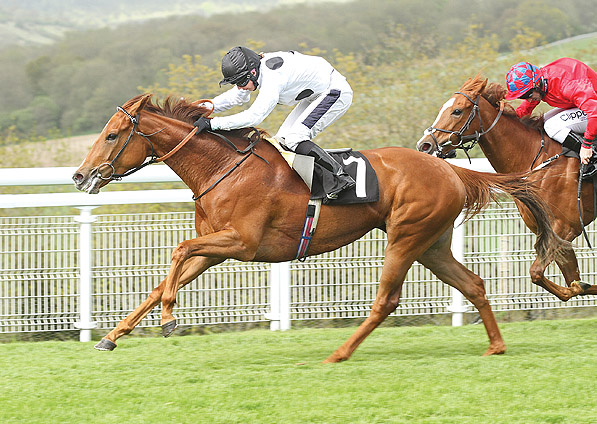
[425,92,504,160]
[192,129,268,201]
[578,164,592,248]
[98,100,268,201]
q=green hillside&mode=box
[0,0,350,49]
[1,0,597,169]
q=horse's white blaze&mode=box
[417,97,456,146]
[431,97,455,127]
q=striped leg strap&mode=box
[295,199,322,261]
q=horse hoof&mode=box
[162,320,177,338]
[577,282,592,292]
[94,338,117,351]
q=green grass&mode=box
[1,318,597,423]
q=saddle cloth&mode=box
[310,150,379,204]
[265,136,379,205]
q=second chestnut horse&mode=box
[417,75,596,301]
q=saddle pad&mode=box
[311,150,379,205]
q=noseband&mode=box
[424,92,504,160]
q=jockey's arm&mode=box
[211,87,251,113]
[210,85,280,131]
[568,83,597,165]
[571,92,597,142]
[515,99,539,119]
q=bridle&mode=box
[98,100,217,180]
[423,92,504,160]
[97,106,164,180]
[97,101,267,200]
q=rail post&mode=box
[449,214,468,326]
[74,206,98,341]
[266,261,291,331]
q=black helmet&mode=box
[219,46,261,87]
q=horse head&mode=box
[417,75,492,158]
[73,94,155,193]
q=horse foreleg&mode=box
[518,205,589,299]
[323,244,414,363]
[529,256,585,301]
[552,242,597,295]
[161,229,251,334]
[95,256,223,350]
[417,238,505,356]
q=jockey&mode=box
[194,46,355,200]
[505,58,597,165]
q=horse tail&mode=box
[448,164,567,265]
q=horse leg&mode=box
[552,242,597,295]
[323,241,419,363]
[527,257,585,301]
[417,230,505,356]
[516,204,587,300]
[161,229,252,333]
[95,256,224,350]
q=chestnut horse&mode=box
[417,75,597,301]
[73,94,559,361]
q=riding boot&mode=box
[562,132,583,152]
[563,132,597,179]
[296,140,355,200]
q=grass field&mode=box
[1,317,597,423]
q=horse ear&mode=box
[459,78,473,91]
[128,94,153,116]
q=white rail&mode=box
[11,159,590,342]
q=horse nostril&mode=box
[73,173,83,183]
[419,142,432,153]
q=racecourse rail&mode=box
[1,159,596,342]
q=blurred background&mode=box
[1,0,597,168]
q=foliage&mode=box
[1,0,597,148]
[139,54,221,100]
[1,318,597,423]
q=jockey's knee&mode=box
[280,132,311,151]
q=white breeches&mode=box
[543,107,588,142]
[275,71,353,151]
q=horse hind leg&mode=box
[529,255,586,301]
[323,243,417,363]
[552,242,596,295]
[95,256,223,350]
[417,232,506,356]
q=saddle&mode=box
[266,137,379,205]
[265,136,379,260]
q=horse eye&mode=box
[106,133,118,142]
[452,109,463,116]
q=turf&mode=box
[1,318,596,423]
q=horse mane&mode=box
[481,81,545,131]
[457,75,545,131]
[122,94,268,138]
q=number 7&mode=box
[343,156,367,198]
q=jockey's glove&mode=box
[194,117,212,134]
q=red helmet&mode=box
[505,62,540,100]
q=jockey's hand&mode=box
[580,144,593,165]
[194,117,212,135]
